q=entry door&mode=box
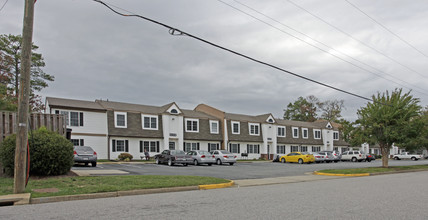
[169,142,175,150]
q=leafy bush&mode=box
[375,154,382,159]
[118,153,133,161]
[0,127,74,176]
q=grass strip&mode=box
[318,164,428,174]
[0,175,229,198]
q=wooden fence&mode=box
[0,112,66,142]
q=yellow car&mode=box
[279,152,315,164]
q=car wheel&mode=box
[352,157,357,162]
[316,161,320,163]
[216,159,222,165]
[411,157,416,161]
[183,163,188,166]
[334,160,338,163]
[208,163,212,166]
[298,159,303,164]
[281,158,286,163]
[367,159,371,162]
[155,158,160,164]
[229,163,234,165]
[85,163,88,166]
[194,160,199,166]
[168,159,173,166]
[394,157,400,160]
[91,162,97,167]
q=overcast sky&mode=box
[1,0,428,120]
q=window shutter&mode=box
[257,145,260,154]
[197,143,200,150]
[247,144,249,154]
[80,139,84,146]
[140,141,143,153]
[125,140,129,152]
[156,141,160,152]
[55,110,59,114]
[112,140,116,152]
[183,142,186,151]
[238,144,240,153]
[79,112,84,126]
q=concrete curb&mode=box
[199,180,234,190]
[30,186,199,204]
[313,171,370,177]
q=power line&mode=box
[217,0,428,96]
[0,0,9,12]
[344,0,428,59]
[286,0,427,79]
[92,0,395,105]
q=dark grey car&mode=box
[74,146,97,167]
[154,150,193,166]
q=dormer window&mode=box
[268,118,274,123]
[170,109,178,114]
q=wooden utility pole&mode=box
[14,0,35,194]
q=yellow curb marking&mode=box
[314,171,370,177]
[199,180,235,190]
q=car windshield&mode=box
[198,150,210,155]
[74,146,93,152]
[170,150,186,155]
[220,150,231,154]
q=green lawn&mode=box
[318,164,428,174]
[0,175,229,198]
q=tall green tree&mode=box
[283,96,318,122]
[318,99,344,122]
[355,88,421,167]
[0,34,54,111]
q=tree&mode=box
[318,99,345,122]
[0,34,54,111]
[283,96,318,122]
[355,88,421,168]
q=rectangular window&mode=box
[70,139,84,146]
[115,112,127,128]
[333,131,339,140]
[291,145,299,152]
[249,123,260,136]
[185,119,199,132]
[169,142,175,150]
[231,121,240,134]
[112,140,128,152]
[314,129,321,139]
[230,143,240,153]
[247,144,260,154]
[184,142,199,152]
[277,145,286,154]
[312,146,321,152]
[56,110,83,127]
[301,146,308,152]
[302,128,308,139]
[208,143,219,152]
[60,111,69,126]
[277,126,285,137]
[210,120,219,134]
[142,115,158,130]
[292,127,299,138]
[140,141,159,153]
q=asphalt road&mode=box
[2,171,428,219]
[73,159,426,180]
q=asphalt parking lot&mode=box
[72,159,427,180]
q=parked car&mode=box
[366,154,375,162]
[393,152,423,161]
[320,150,341,162]
[188,150,215,166]
[341,151,366,162]
[210,150,237,165]
[280,152,315,164]
[73,146,97,167]
[312,152,325,163]
[154,150,192,166]
[318,151,334,163]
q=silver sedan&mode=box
[188,150,216,166]
[210,150,237,165]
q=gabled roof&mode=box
[46,97,105,111]
[276,119,318,128]
[182,109,219,119]
[96,100,168,114]
[225,112,270,123]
